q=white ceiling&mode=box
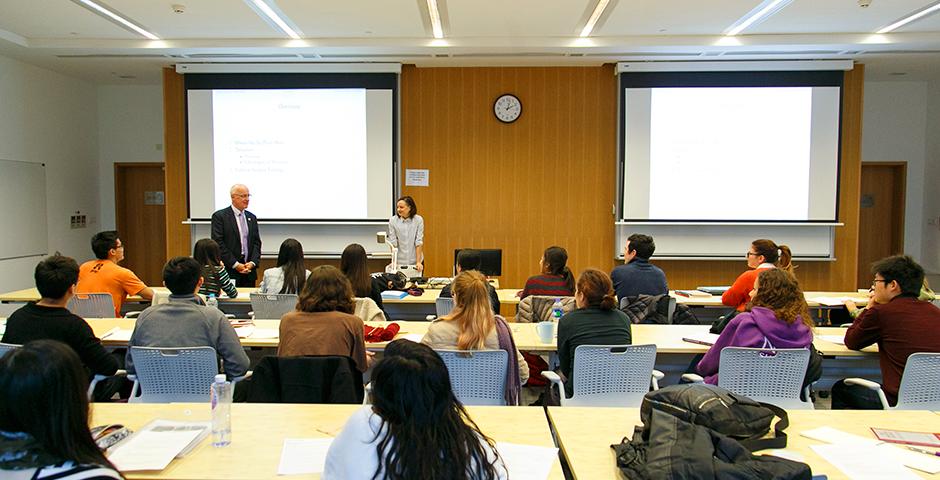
[1,0,940,84]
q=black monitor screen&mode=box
[453,249,502,277]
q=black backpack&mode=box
[611,384,812,480]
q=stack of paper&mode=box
[381,290,409,300]
[107,420,209,471]
[801,426,940,475]
[277,438,334,475]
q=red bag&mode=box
[522,352,549,387]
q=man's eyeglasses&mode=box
[871,279,887,288]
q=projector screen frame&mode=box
[617,69,845,224]
[183,71,399,222]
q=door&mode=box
[857,162,906,289]
[115,163,166,286]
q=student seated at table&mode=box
[439,249,500,314]
[126,257,249,379]
[832,255,940,409]
[843,278,936,319]
[697,269,814,384]
[2,254,119,401]
[422,271,528,404]
[0,340,122,479]
[722,238,794,312]
[610,233,668,300]
[259,238,310,294]
[557,269,632,398]
[193,238,239,299]
[278,266,372,373]
[517,246,575,299]
[339,243,387,315]
[76,230,154,316]
[323,339,507,479]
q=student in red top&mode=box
[517,246,575,299]
[721,239,794,312]
[76,231,153,316]
[833,255,940,409]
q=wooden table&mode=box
[0,287,523,320]
[671,290,870,308]
[548,407,940,480]
[91,403,562,479]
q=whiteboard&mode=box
[0,159,47,261]
[189,221,391,258]
[614,223,836,260]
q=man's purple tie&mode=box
[238,212,249,263]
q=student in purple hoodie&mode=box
[696,269,814,384]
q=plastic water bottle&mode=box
[206,293,218,310]
[552,298,564,322]
[210,374,232,447]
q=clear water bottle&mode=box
[210,374,232,447]
[552,298,564,322]
[206,293,218,310]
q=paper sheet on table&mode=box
[108,429,202,471]
[249,328,279,339]
[816,335,847,345]
[809,296,855,307]
[102,328,132,342]
[234,325,254,338]
[802,426,940,473]
[811,443,920,480]
[277,438,333,475]
[399,333,425,343]
[496,442,557,480]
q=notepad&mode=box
[816,335,847,345]
[801,426,940,474]
[682,332,720,346]
[102,328,132,342]
[675,290,712,298]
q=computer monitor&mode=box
[453,249,502,277]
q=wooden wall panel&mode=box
[162,64,863,291]
[400,66,618,288]
[656,65,864,291]
[163,67,190,259]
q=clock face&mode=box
[494,94,522,123]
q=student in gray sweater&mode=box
[125,256,249,378]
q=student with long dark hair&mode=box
[323,339,506,479]
[0,340,123,479]
[518,246,575,299]
[193,238,239,298]
[339,243,386,313]
[722,238,794,311]
[259,238,310,294]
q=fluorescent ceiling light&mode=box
[877,1,940,34]
[427,0,444,39]
[580,0,611,37]
[724,0,794,36]
[247,0,302,39]
[72,0,159,40]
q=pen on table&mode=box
[906,445,940,457]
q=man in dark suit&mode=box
[211,184,262,287]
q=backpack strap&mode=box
[738,402,789,451]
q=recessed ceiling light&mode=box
[71,0,160,40]
[244,0,302,39]
[724,0,794,36]
[580,0,611,37]
[876,1,940,34]
[426,0,444,39]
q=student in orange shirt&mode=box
[721,239,794,312]
[76,231,153,316]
